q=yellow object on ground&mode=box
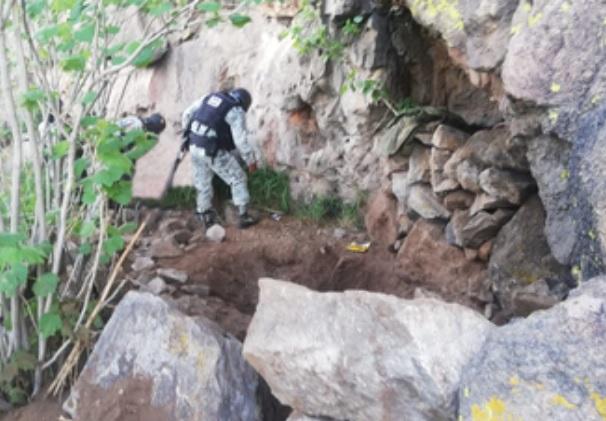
[346,242,371,253]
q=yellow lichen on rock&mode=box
[528,13,543,27]
[470,396,522,421]
[591,392,606,420]
[550,394,577,410]
[409,0,464,31]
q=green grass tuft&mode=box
[296,193,366,229]
[249,167,291,213]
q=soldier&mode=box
[116,112,166,135]
[181,88,258,229]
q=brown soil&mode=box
[151,212,418,340]
[1,399,63,421]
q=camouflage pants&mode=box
[190,145,250,214]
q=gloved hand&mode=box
[247,162,258,173]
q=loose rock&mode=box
[206,224,226,243]
[479,168,536,205]
[459,278,606,421]
[65,292,259,421]
[157,268,188,284]
[407,184,451,220]
[244,278,493,421]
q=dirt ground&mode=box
[150,211,419,340]
[2,208,488,421]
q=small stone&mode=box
[173,230,193,245]
[443,191,475,211]
[413,287,442,300]
[456,160,483,193]
[407,145,431,184]
[150,238,182,258]
[464,248,479,261]
[469,193,513,215]
[479,168,536,205]
[144,277,167,295]
[431,125,468,151]
[181,283,211,297]
[391,171,409,204]
[333,228,346,239]
[407,184,451,220]
[206,224,226,243]
[157,268,188,283]
[477,240,493,261]
[431,148,460,193]
[131,256,155,272]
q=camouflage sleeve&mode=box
[116,116,143,131]
[182,97,205,130]
[225,107,255,166]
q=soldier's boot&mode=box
[238,207,258,229]
[197,209,219,229]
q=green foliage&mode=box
[0,233,51,297]
[33,273,59,297]
[144,186,198,209]
[0,351,37,405]
[39,310,62,338]
[249,167,291,213]
[20,87,45,111]
[281,1,355,61]
[295,193,366,228]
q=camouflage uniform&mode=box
[182,98,256,215]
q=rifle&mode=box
[160,134,189,199]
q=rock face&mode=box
[459,277,606,421]
[397,220,489,306]
[65,292,259,421]
[489,196,571,316]
[243,278,493,421]
[526,135,575,265]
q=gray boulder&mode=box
[65,291,259,421]
[244,278,493,421]
[459,277,606,420]
[489,196,571,316]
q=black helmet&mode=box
[142,113,166,134]
[229,88,252,111]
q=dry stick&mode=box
[48,214,150,396]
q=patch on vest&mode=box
[207,95,223,108]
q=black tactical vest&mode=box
[188,92,238,156]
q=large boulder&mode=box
[397,220,490,306]
[459,277,606,420]
[243,278,493,421]
[489,196,571,316]
[64,292,259,421]
[502,0,606,277]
